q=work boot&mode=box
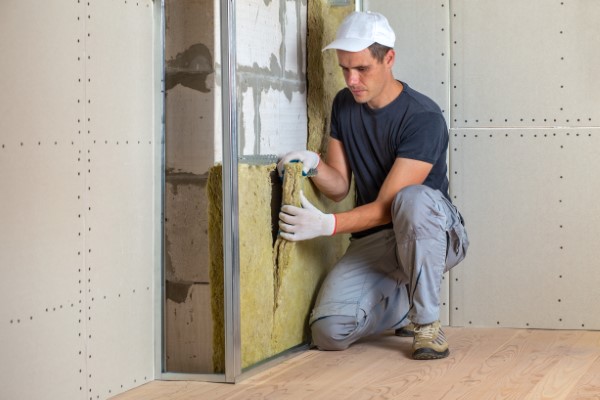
[412,320,449,360]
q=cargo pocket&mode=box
[445,220,469,272]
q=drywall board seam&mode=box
[449,128,600,330]
[450,0,600,129]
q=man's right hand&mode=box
[277,150,320,177]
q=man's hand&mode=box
[278,191,336,241]
[277,150,320,177]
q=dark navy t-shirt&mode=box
[330,81,449,238]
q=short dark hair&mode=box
[368,43,393,62]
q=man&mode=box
[277,11,469,360]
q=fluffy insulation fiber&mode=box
[208,162,349,371]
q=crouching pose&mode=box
[277,11,469,360]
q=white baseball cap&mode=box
[323,11,395,52]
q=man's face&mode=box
[336,48,394,109]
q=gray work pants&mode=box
[310,185,469,351]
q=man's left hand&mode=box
[278,191,336,241]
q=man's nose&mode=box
[346,70,359,85]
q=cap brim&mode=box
[322,38,374,52]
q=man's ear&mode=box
[385,49,396,67]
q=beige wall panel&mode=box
[0,145,83,314]
[0,148,85,400]
[1,309,84,400]
[86,144,155,296]
[86,0,154,143]
[1,0,159,398]
[85,0,158,394]
[0,0,84,143]
[0,2,87,399]
[449,129,600,330]
[451,0,600,128]
[364,0,450,124]
[87,289,154,399]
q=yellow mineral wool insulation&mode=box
[208,162,351,372]
[237,163,277,368]
[208,163,276,371]
[271,165,351,354]
[307,0,354,154]
[207,165,225,373]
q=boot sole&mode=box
[412,348,450,360]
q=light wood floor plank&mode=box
[438,329,579,399]
[570,354,600,399]
[111,328,600,400]
[523,331,600,400]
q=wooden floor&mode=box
[113,327,600,399]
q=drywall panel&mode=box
[1,308,84,400]
[86,287,154,399]
[86,143,155,297]
[86,0,155,143]
[364,0,451,124]
[0,2,87,399]
[0,0,84,144]
[85,2,157,396]
[451,0,600,128]
[0,145,83,314]
[449,129,600,330]
[0,1,159,399]
[0,145,86,400]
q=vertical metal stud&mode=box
[220,0,242,383]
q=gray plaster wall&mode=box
[164,0,216,373]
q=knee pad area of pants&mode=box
[393,185,441,234]
[310,316,358,351]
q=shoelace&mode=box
[414,324,436,340]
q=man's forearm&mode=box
[310,162,351,202]
[333,201,392,235]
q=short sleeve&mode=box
[396,112,447,164]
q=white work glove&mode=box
[278,191,336,241]
[277,150,320,177]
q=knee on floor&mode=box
[310,316,357,351]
